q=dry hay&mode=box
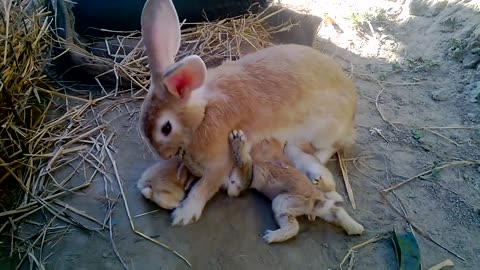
[0,1,56,208]
[59,4,293,94]
[0,1,114,267]
[0,1,292,268]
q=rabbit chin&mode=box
[156,146,181,159]
[227,183,242,197]
[156,189,185,210]
[226,172,248,197]
[158,198,181,210]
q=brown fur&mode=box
[136,128,363,243]
[142,46,357,225]
[137,156,196,210]
[186,47,356,162]
[228,130,363,243]
[139,0,357,225]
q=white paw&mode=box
[262,230,278,243]
[344,221,364,235]
[137,171,154,200]
[140,187,153,200]
[325,191,343,202]
[262,229,289,243]
[305,163,323,181]
[306,165,336,192]
[171,199,203,226]
[229,129,245,142]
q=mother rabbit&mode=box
[139,0,357,225]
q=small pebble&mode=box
[419,143,432,152]
[431,90,449,101]
[468,41,480,51]
[463,52,480,69]
[451,48,465,61]
[472,47,480,55]
[102,251,108,258]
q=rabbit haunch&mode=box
[139,0,357,225]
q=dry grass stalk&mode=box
[0,1,121,267]
[381,190,466,261]
[105,143,191,266]
[339,234,389,270]
[337,151,356,210]
[58,5,292,95]
[328,155,375,163]
[382,160,480,193]
[428,259,454,270]
[134,209,160,218]
[0,1,53,191]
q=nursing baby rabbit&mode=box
[227,130,364,243]
[137,129,363,243]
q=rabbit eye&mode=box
[161,121,172,136]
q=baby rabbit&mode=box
[227,130,364,243]
[139,0,357,225]
[137,157,196,210]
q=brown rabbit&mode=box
[139,0,356,225]
[135,134,354,234]
[227,130,364,243]
[137,157,196,210]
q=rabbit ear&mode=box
[163,55,206,100]
[141,0,181,77]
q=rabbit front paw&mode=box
[262,229,291,244]
[344,221,364,235]
[306,164,336,192]
[229,129,247,167]
[171,198,204,226]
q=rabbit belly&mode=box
[248,113,351,150]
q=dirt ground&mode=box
[4,0,480,269]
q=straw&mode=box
[337,151,356,210]
[57,5,293,93]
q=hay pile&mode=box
[61,5,293,93]
[0,1,56,208]
[0,1,292,268]
[0,1,114,267]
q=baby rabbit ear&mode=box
[141,0,181,77]
[163,55,206,100]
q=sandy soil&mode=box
[4,0,479,269]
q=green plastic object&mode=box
[392,229,422,270]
